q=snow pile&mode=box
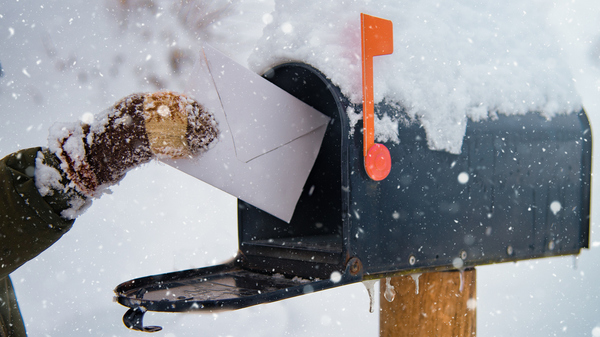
[249,0,582,153]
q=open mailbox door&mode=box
[115,61,591,332]
[115,63,358,332]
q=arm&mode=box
[0,147,78,279]
[0,92,218,279]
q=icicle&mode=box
[410,273,422,294]
[452,257,465,293]
[458,268,465,293]
[362,280,378,313]
[383,277,396,302]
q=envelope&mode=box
[162,44,331,222]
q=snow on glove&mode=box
[43,91,218,217]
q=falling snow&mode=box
[0,0,599,336]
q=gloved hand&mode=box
[38,91,218,218]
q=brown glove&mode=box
[47,91,218,202]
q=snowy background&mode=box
[1,0,600,336]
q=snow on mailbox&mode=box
[114,13,591,332]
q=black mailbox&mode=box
[115,63,592,332]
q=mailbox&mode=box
[115,62,592,332]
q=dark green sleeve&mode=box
[0,276,26,337]
[0,147,78,279]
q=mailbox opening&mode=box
[238,63,350,280]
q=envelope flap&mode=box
[203,45,331,163]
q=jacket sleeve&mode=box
[0,147,79,279]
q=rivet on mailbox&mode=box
[114,15,592,332]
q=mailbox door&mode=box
[115,259,361,331]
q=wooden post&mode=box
[380,269,476,337]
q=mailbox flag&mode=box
[361,13,393,180]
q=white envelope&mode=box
[163,45,331,222]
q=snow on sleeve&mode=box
[60,193,92,220]
[34,151,65,197]
[249,0,582,154]
[34,150,92,220]
[47,122,87,175]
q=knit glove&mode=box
[39,91,218,218]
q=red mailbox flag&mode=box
[361,13,393,181]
